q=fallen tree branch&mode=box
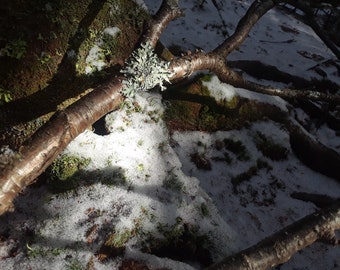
[0,79,124,213]
[206,201,340,270]
[219,67,340,104]
[143,0,184,47]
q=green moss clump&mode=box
[231,159,272,190]
[198,105,218,130]
[200,74,213,82]
[143,218,213,266]
[223,138,250,161]
[223,95,239,109]
[163,175,184,192]
[1,38,27,60]
[254,131,289,161]
[105,229,132,248]
[200,203,210,217]
[47,154,90,191]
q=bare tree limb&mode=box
[289,124,340,181]
[143,0,184,47]
[206,201,340,270]
[168,0,340,104]
[291,192,338,208]
[218,67,340,104]
[214,0,281,57]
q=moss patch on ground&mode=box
[46,154,90,192]
[142,218,214,267]
[254,131,289,161]
[163,75,287,133]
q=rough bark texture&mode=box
[207,202,340,270]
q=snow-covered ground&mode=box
[1,0,339,269]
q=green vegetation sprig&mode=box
[121,41,172,98]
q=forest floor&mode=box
[0,0,340,269]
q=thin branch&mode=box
[143,0,184,47]
[218,67,340,104]
[207,201,340,270]
[213,0,282,57]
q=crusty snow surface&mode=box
[0,0,339,269]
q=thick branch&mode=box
[207,201,340,270]
[1,0,340,216]
[0,79,123,214]
[169,52,226,81]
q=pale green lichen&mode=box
[121,41,172,98]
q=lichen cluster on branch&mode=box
[121,41,172,98]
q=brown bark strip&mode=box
[207,201,340,270]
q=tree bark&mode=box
[207,201,340,270]
[0,79,123,213]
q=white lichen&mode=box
[0,146,19,173]
[121,41,172,98]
